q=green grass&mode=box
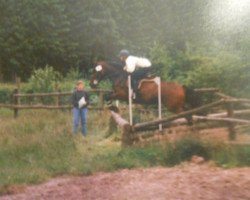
[0,108,250,195]
[211,144,250,168]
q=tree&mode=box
[0,0,249,100]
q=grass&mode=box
[0,108,250,195]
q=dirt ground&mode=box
[1,127,250,200]
[1,161,250,200]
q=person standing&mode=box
[119,49,152,99]
[72,80,89,137]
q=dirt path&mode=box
[1,127,250,200]
[1,161,250,200]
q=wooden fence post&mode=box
[54,84,61,107]
[13,88,19,118]
[226,102,236,140]
[99,91,104,109]
[110,110,133,147]
[54,84,60,107]
[121,124,134,147]
[13,77,21,118]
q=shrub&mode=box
[184,51,250,97]
[0,88,12,103]
[213,144,250,167]
[164,137,210,166]
[26,66,62,104]
[235,145,250,166]
[149,43,174,79]
[65,67,83,81]
[27,65,62,93]
[150,43,250,98]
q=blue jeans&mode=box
[72,107,88,136]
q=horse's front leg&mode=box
[104,91,119,105]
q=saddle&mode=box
[137,76,158,90]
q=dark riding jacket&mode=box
[72,89,89,108]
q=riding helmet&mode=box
[119,49,130,57]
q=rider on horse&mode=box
[119,49,152,99]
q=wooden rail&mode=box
[134,100,225,131]
[194,88,220,93]
[13,89,110,97]
[108,89,250,146]
[0,89,111,118]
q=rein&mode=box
[104,63,127,87]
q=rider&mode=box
[119,49,152,99]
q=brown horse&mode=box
[90,61,199,114]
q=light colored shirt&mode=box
[124,56,152,73]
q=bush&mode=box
[27,65,62,93]
[235,145,250,166]
[64,67,83,81]
[26,66,62,104]
[149,43,174,79]
[150,44,250,98]
[184,51,250,97]
[0,88,12,103]
[213,144,250,167]
[164,137,210,166]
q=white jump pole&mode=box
[128,75,133,125]
[156,77,162,131]
[115,100,119,107]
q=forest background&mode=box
[0,0,249,97]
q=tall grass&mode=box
[0,108,250,194]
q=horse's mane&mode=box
[108,61,123,70]
[98,60,127,86]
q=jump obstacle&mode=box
[110,86,250,147]
[128,75,162,131]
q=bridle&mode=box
[93,62,127,85]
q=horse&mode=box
[89,61,200,114]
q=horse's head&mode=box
[89,61,124,88]
[89,61,109,88]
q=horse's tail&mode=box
[183,85,203,111]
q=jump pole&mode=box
[128,75,133,125]
[156,77,162,131]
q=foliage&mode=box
[27,65,62,93]
[64,67,83,81]
[0,88,12,104]
[211,144,250,168]
[183,50,250,97]
[0,0,249,99]
[0,83,17,104]
[149,43,174,79]
[164,137,210,165]
[149,44,250,97]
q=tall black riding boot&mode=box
[131,79,138,99]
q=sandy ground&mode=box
[1,161,250,200]
[1,127,250,200]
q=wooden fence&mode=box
[0,88,111,118]
[109,89,250,147]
